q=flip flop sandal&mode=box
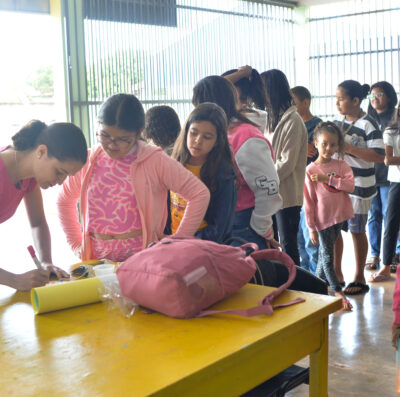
[369,273,391,282]
[365,257,380,271]
[339,281,345,288]
[344,282,370,295]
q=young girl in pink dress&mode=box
[57,94,210,262]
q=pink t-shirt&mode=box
[86,147,142,261]
[0,147,36,224]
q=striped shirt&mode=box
[333,114,384,200]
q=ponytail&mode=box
[12,120,47,151]
[338,80,370,102]
[11,120,87,164]
[221,68,266,110]
[248,69,267,110]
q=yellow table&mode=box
[0,284,340,396]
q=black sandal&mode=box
[344,282,370,295]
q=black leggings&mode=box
[274,206,301,266]
[383,182,400,266]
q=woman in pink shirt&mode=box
[304,122,354,310]
[57,94,210,261]
[0,120,87,290]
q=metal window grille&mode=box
[64,0,295,142]
[308,0,400,119]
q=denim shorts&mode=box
[343,213,369,234]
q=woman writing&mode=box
[0,120,87,290]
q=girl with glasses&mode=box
[370,107,400,283]
[57,94,210,262]
[365,81,399,273]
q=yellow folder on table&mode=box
[31,277,105,314]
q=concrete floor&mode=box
[287,234,398,397]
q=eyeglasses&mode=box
[96,132,133,146]
[368,92,384,100]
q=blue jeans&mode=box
[231,207,267,250]
[368,185,400,257]
[297,208,318,274]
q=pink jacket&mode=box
[57,142,210,260]
[393,266,400,324]
[228,123,282,239]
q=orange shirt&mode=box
[170,164,208,234]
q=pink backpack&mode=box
[116,237,304,319]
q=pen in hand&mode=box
[27,245,44,270]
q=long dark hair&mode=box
[367,81,398,120]
[12,120,87,164]
[192,75,257,127]
[172,103,235,192]
[221,68,266,110]
[260,69,293,131]
[98,93,145,137]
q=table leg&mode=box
[309,317,328,397]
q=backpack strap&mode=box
[196,249,305,318]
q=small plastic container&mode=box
[94,264,115,277]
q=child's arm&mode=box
[160,155,210,237]
[309,231,319,246]
[57,169,85,254]
[223,65,252,84]
[344,144,384,162]
[385,145,400,166]
[24,186,69,279]
[0,268,50,291]
[326,162,355,193]
[195,174,236,243]
[344,122,384,162]
[310,173,329,183]
[235,137,282,238]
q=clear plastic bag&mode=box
[97,273,137,318]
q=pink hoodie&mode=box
[57,142,210,260]
[393,266,400,324]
